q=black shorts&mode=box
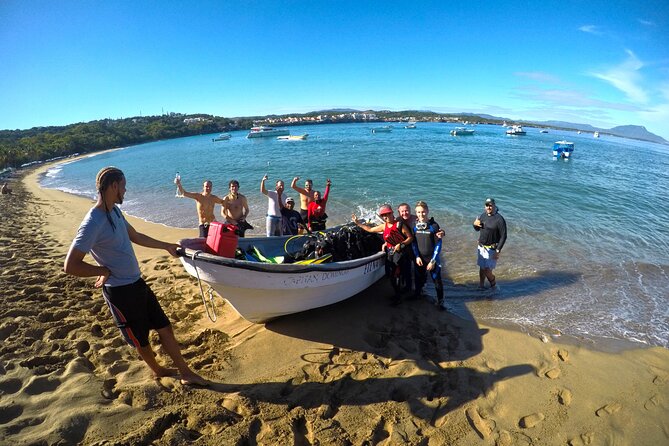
[199,223,210,238]
[102,278,170,348]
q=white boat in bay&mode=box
[247,125,290,138]
[450,127,475,136]
[405,121,417,129]
[277,133,308,141]
[212,133,231,141]
[178,231,385,323]
[594,131,600,138]
[506,125,526,135]
[371,125,393,133]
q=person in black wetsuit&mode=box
[411,201,444,308]
[473,197,507,290]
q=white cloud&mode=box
[589,49,649,104]
[579,25,603,35]
[638,18,655,26]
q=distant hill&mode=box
[607,125,667,144]
[533,120,667,144]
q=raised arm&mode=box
[351,214,384,233]
[176,178,200,201]
[321,179,331,205]
[291,176,308,196]
[260,175,269,196]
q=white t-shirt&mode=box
[266,190,282,217]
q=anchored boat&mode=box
[212,133,231,141]
[552,140,574,159]
[450,127,475,136]
[247,126,290,138]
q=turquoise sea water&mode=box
[41,122,669,348]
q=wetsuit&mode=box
[307,184,330,231]
[412,219,444,304]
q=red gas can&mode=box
[205,221,238,257]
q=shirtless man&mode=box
[176,178,224,237]
[221,180,251,237]
[290,177,315,221]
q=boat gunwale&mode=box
[177,239,386,274]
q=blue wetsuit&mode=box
[412,219,444,304]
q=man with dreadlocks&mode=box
[64,167,207,386]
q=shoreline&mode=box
[0,163,667,444]
[29,159,665,352]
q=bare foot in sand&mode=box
[180,372,209,387]
[152,367,178,379]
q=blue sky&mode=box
[2,1,668,139]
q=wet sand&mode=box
[0,165,667,445]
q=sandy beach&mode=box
[0,165,667,445]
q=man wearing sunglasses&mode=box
[473,198,507,290]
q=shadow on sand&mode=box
[198,275,551,421]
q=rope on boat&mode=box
[190,250,217,322]
[283,234,310,255]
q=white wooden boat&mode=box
[593,131,600,138]
[371,125,393,133]
[405,121,417,129]
[178,234,385,323]
[450,127,475,136]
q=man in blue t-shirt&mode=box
[64,167,207,386]
[281,197,305,235]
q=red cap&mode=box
[377,204,393,216]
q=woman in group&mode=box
[351,204,414,304]
[307,179,331,231]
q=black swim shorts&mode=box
[102,278,170,348]
[199,223,210,238]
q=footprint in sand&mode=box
[465,405,495,439]
[0,378,23,395]
[23,375,62,395]
[568,432,595,445]
[558,388,573,406]
[519,412,544,428]
[644,394,660,410]
[369,417,391,444]
[0,404,23,424]
[545,368,561,379]
[595,402,622,417]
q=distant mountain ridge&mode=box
[312,109,667,145]
[531,120,667,144]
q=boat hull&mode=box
[178,236,386,323]
[247,128,290,138]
